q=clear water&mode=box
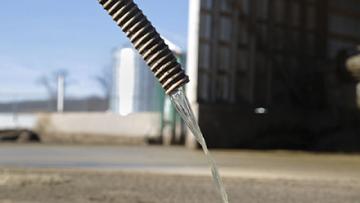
[170,88,229,203]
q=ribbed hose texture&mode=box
[98,0,189,95]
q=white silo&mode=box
[111,46,157,115]
[111,39,183,116]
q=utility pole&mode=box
[57,74,65,113]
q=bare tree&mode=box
[36,69,71,99]
[94,66,113,101]
[36,76,57,99]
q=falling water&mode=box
[170,88,229,203]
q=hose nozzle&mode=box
[98,0,189,95]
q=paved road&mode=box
[0,144,360,182]
[1,144,360,203]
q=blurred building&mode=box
[110,40,186,144]
[185,0,360,150]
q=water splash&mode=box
[170,88,229,203]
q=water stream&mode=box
[170,88,229,203]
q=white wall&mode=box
[38,112,161,138]
[0,114,37,130]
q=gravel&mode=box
[0,169,359,203]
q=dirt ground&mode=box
[0,169,359,203]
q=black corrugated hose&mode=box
[98,0,189,95]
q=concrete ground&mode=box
[0,144,360,203]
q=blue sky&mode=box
[0,0,189,101]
